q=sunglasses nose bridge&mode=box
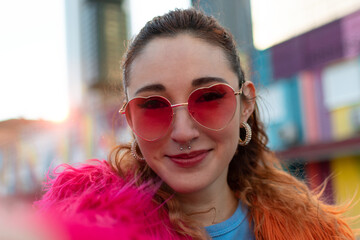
[171,102,191,118]
[171,102,188,110]
[171,102,193,120]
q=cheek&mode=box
[136,137,167,160]
[135,139,160,173]
[226,106,241,141]
[137,138,156,155]
[208,118,240,155]
[223,124,239,148]
[221,112,241,152]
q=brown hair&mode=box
[110,8,354,239]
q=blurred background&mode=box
[1,0,360,229]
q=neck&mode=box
[175,173,238,227]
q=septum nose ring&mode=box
[179,143,192,151]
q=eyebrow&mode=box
[134,77,228,96]
[192,77,228,86]
[134,84,166,95]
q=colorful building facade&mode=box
[253,10,360,228]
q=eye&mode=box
[195,91,226,103]
[138,98,169,109]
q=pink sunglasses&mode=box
[120,83,242,141]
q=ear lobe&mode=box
[240,81,256,122]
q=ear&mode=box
[240,81,256,122]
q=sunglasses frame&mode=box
[119,83,243,140]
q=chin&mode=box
[168,181,208,195]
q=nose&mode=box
[170,107,200,144]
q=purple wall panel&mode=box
[314,68,332,141]
[303,20,343,69]
[272,38,304,79]
[341,10,360,59]
[272,20,344,79]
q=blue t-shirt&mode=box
[205,203,254,240]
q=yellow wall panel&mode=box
[330,107,353,140]
[331,156,360,229]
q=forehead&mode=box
[127,34,238,97]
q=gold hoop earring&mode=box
[131,140,145,162]
[239,122,252,146]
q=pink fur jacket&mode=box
[34,160,186,240]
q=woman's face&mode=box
[126,34,241,194]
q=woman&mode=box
[37,8,355,239]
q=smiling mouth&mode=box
[166,150,211,167]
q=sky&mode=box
[0,0,359,122]
[0,0,68,122]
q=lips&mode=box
[166,150,210,167]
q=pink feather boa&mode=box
[34,159,188,240]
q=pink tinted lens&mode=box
[188,84,237,130]
[126,96,173,141]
